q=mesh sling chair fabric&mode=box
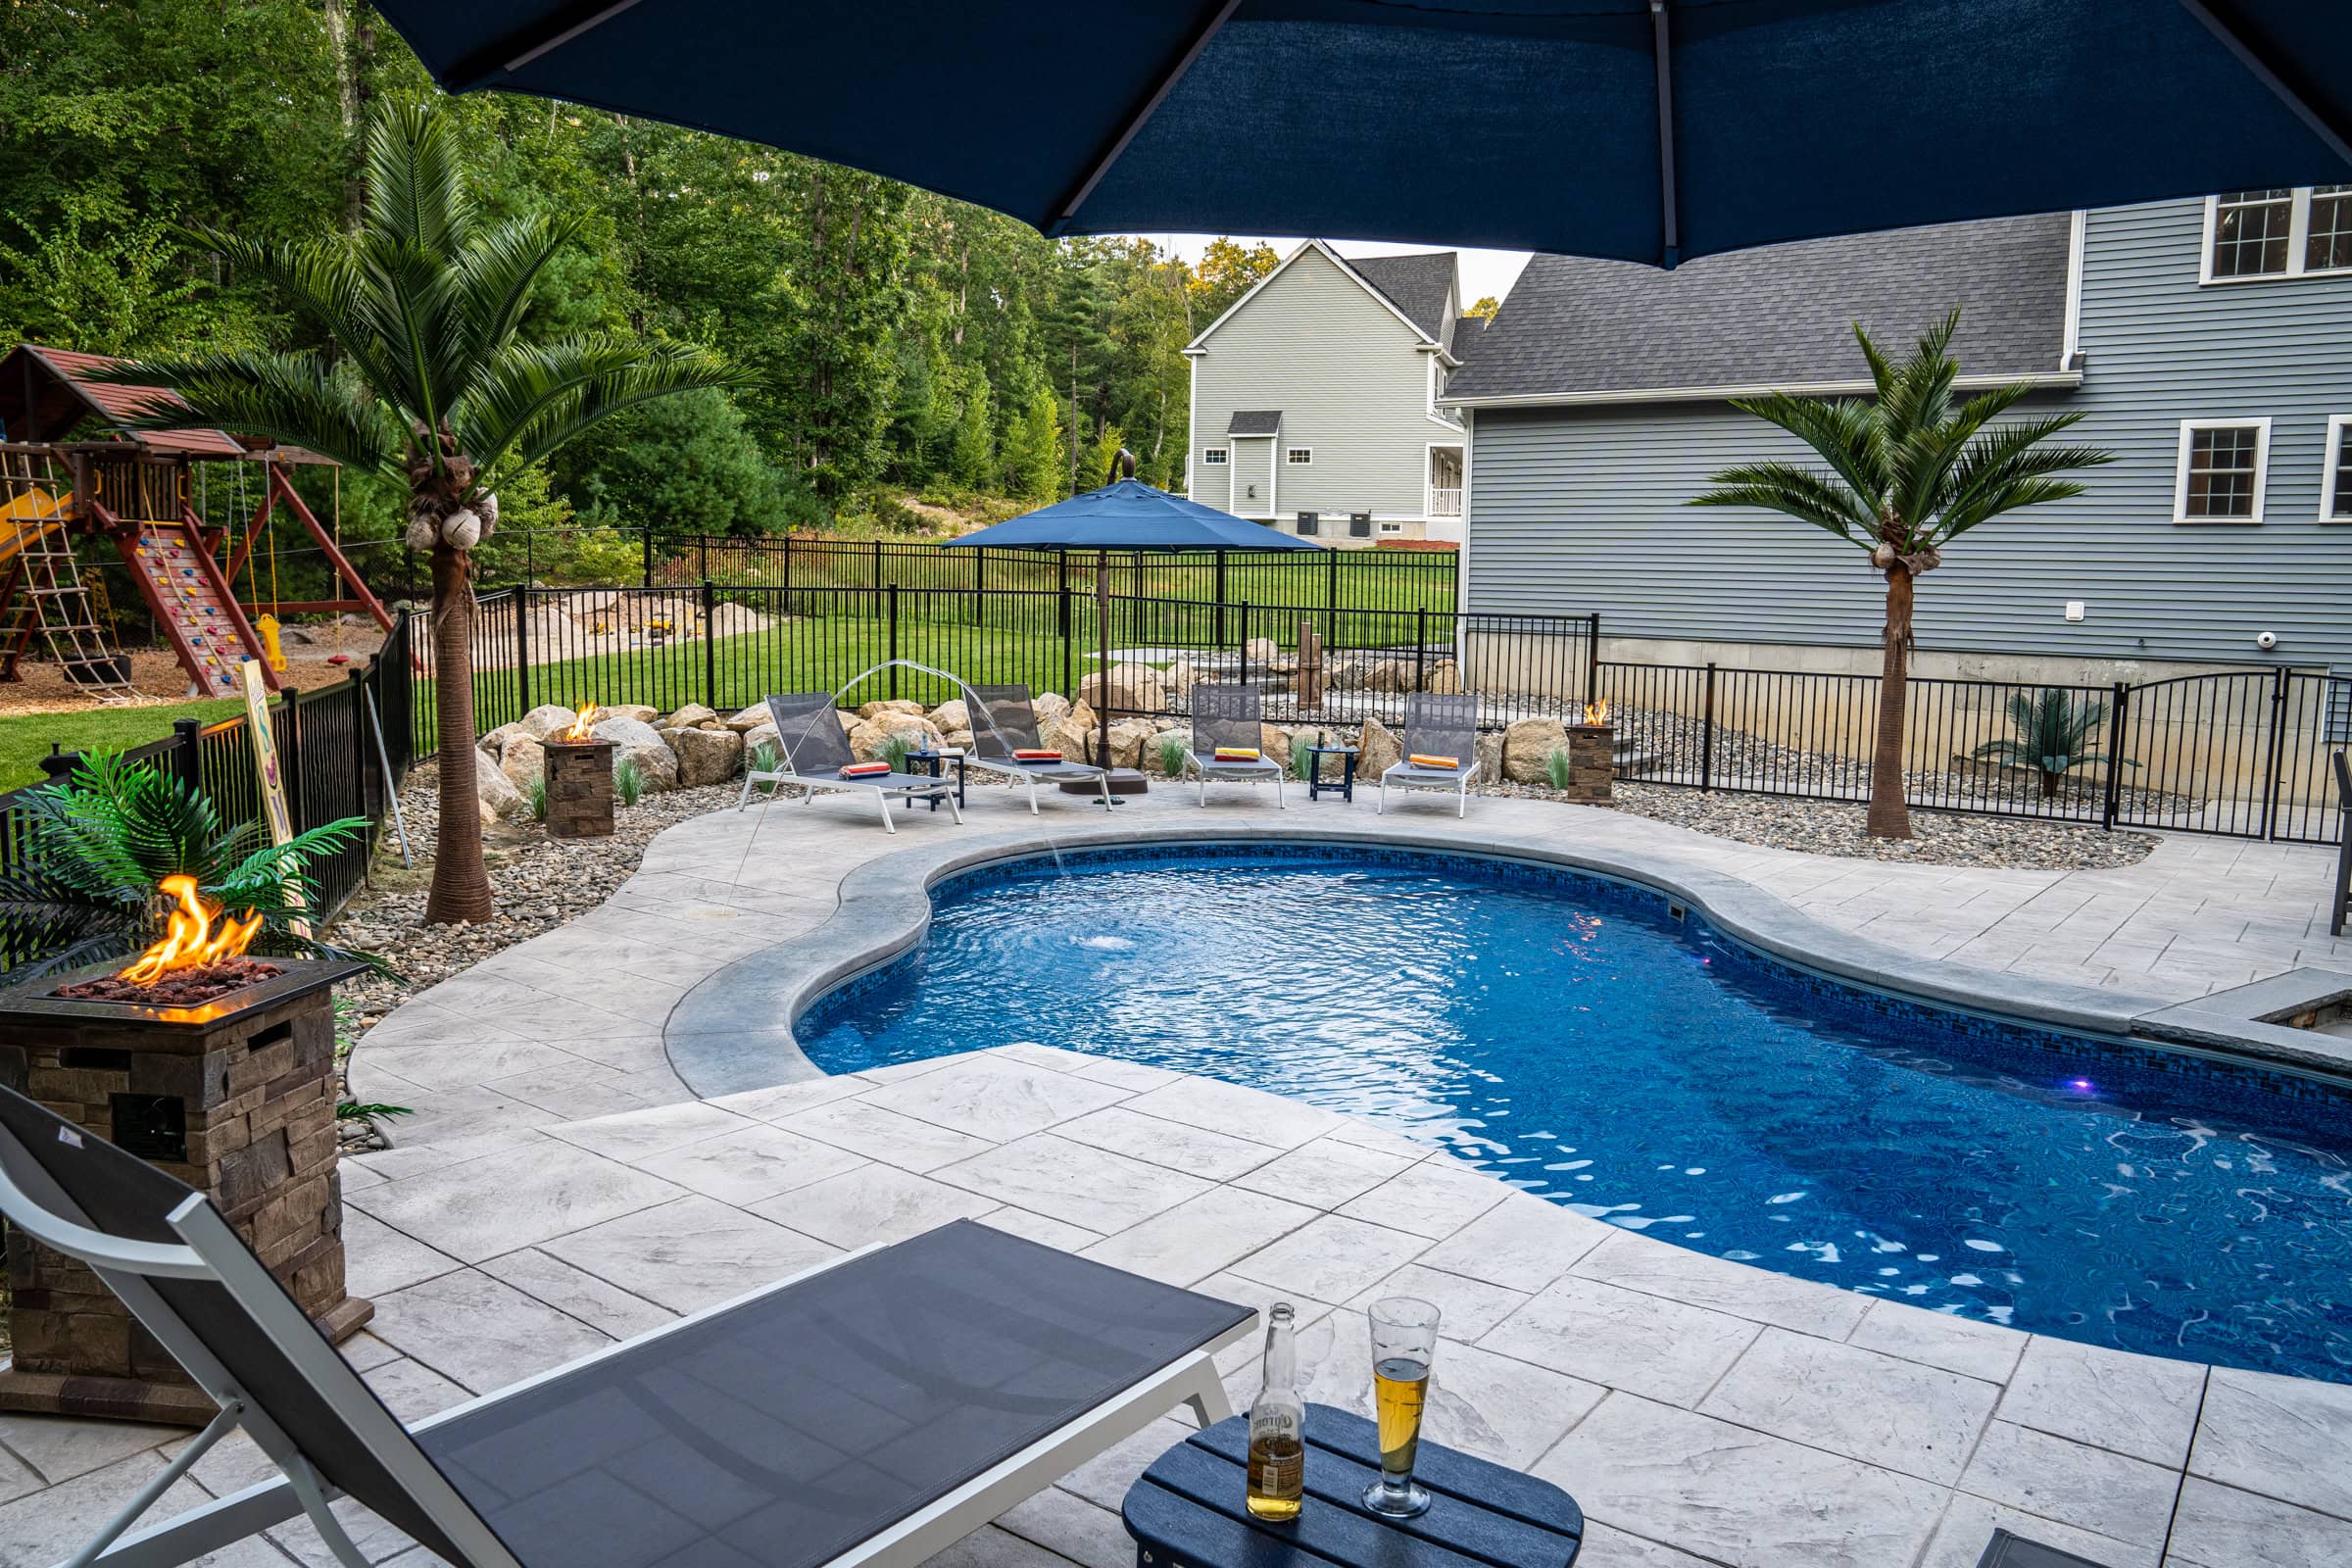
[1381,693,1483,818]
[0,1084,1251,1568]
[1179,683,1285,808]
[965,684,1112,810]
[739,691,962,831]
[2332,750,2350,937]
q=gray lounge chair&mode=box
[2331,748,2349,937]
[739,691,961,832]
[1179,683,1286,808]
[0,1084,1250,1568]
[1379,692,1482,818]
[961,684,1113,811]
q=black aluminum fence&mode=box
[1596,660,2349,846]
[0,612,419,974]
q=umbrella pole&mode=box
[1097,546,1115,801]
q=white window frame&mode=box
[2323,416,2352,522]
[2199,188,2352,284]
[2173,417,2272,523]
[1201,447,1228,466]
[1285,447,1313,466]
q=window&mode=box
[1201,447,1227,466]
[2311,186,2352,272]
[2324,416,2352,520]
[1295,512,1319,536]
[2211,189,2292,277]
[2174,419,2271,522]
[1379,521,1405,534]
[2204,188,2352,281]
[1348,513,1372,538]
[1285,447,1312,466]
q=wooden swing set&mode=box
[0,343,388,701]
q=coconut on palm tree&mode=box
[99,101,743,923]
[1693,310,2112,838]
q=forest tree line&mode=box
[0,0,1285,562]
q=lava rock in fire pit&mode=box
[55,956,286,1005]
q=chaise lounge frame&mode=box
[1378,692,1483,818]
[1178,683,1287,808]
[738,690,963,832]
[959,683,1114,811]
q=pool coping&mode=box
[663,819,2204,1097]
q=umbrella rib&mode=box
[443,0,647,89]
[2174,0,2352,166]
[1054,0,1245,226]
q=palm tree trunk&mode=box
[424,542,495,924]
[1867,565,1914,839]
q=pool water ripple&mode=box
[798,848,2352,1382]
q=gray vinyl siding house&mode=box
[1186,241,1472,547]
[1446,199,2352,677]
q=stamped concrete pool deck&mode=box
[5,787,2350,1568]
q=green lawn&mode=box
[0,699,244,792]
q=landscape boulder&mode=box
[592,715,679,793]
[856,699,926,719]
[499,734,546,794]
[1475,731,1505,785]
[1031,692,1073,722]
[1077,662,1166,714]
[1423,660,1462,695]
[611,705,660,724]
[473,750,525,823]
[1357,716,1403,780]
[1161,659,1200,703]
[1144,729,1192,775]
[479,720,525,758]
[519,703,580,741]
[741,721,781,762]
[1243,637,1279,667]
[1104,717,1160,768]
[1363,660,1412,694]
[726,704,770,732]
[929,699,969,734]
[1037,712,1093,761]
[661,703,718,731]
[848,712,945,762]
[664,724,744,787]
[1501,716,1570,783]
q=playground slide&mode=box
[0,486,65,564]
[121,521,271,695]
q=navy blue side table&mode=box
[1123,1406,1582,1568]
[1305,746,1358,804]
[906,749,967,811]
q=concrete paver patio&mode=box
[4,786,2349,1568]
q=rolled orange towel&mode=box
[840,761,891,778]
[1408,753,1460,769]
[1212,747,1261,762]
[1012,748,1063,761]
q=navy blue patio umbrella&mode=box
[368,1,2346,267]
[946,455,1323,788]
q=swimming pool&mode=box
[798,843,2352,1382]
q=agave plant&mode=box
[0,755,384,978]
[1971,688,2136,799]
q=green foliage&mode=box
[1289,732,1319,781]
[749,740,781,775]
[613,755,647,807]
[878,733,916,775]
[1544,748,1574,791]
[1971,688,2136,798]
[1084,424,1131,490]
[951,368,998,489]
[0,212,261,356]
[526,774,549,822]
[1156,735,1189,779]
[1002,390,1065,503]
[0,755,382,978]
[555,386,803,541]
[338,1102,416,1131]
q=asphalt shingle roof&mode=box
[1346,253,1457,341]
[1445,214,2071,403]
[1227,410,1283,435]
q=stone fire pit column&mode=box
[1565,720,1616,806]
[545,736,617,838]
[0,959,373,1424]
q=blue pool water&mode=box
[799,845,2352,1382]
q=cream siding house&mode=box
[1184,241,1476,547]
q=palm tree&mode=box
[1971,687,2136,800]
[1692,311,2112,838]
[99,102,742,923]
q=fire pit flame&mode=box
[1581,697,1611,726]
[120,875,265,985]
[557,703,603,742]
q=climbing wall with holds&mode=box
[122,522,270,695]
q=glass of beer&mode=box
[1362,1297,1441,1518]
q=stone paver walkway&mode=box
[5,787,2350,1568]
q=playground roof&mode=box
[0,344,333,464]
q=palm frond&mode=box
[1690,462,1874,546]
[456,214,583,368]
[464,338,749,484]
[368,100,472,259]
[93,350,405,478]
[171,227,415,409]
